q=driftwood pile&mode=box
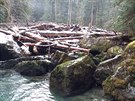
[0,23,117,56]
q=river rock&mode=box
[80,37,113,53]
[124,40,135,59]
[51,50,73,65]
[103,59,135,101]
[105,46,123,59]
[14,59,52,76]
[50,55,97,96]
[80,37,115,64]
[0,33,23,61]
[94,55,122,85]
[0,56,48,69]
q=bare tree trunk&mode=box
[68,0,72,24]
[88,4,94,31]
[55,0,57,23]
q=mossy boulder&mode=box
[50,55,97,96]
[14,60,52,76]
[51,50,73,65]
[124,40,135,59]
[80,37,113,53]
[94,55,122,85]
[105,46,123,59]
[103,59,135,101]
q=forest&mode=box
[0,0,134,33]
[0,0,135,101]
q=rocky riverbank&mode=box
[0,23,135,101]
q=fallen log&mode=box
[21,32,45,42]
[38,30,85,37]
[90,31,116,37]
[30,23,56,30]
[50,36,83,41]
[24,42,90,53]
[19,29,36,35]
[55,44,90,53]
[0,29,15,35]
[24,42,56,47]
[13,35,36,43]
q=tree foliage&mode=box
[114,0,135,34]
[0,0,134,34]
[0,0,10,22]
[11,0,30,23]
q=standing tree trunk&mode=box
[88,3,94,31]
[54,0,57,23]
[68,0,72,24]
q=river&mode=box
[0,69,109,101]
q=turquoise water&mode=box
[0,70,109,101]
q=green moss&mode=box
[113,77,127,88]
[52,51,72,64]
[125,40,135,51]
[50,55,97,96]
[103,77,127,94]
[55,55,95,75]
[119,59,135,68]
[103,77,115,94]
[107,46,123,56]
[124,40,135,59]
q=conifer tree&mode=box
[0,0,10,22]
[114,0,135,34]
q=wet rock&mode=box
[80,37,115,64]
[14,59,53,76]
[80,37,113,52]
[103,59,135,101]
[0,33,23,61]
[94,55,122,85]
[124,40,135,59]
[0,56,47,69]
[51,50,74,65]
[50,55,97,96]
[105,46,123,59]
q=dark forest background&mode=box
[0,0,134,33]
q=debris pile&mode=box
[0,23,117,57]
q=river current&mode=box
[0,69,108,101]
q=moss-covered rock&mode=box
[94,55,122,85]
[51,50,73,65]
[124,40,135,59]
[80,36,112,50]
[14,60,52,76]
[103,59,135,101]
[105,46,123,59]
[50,55,97,96]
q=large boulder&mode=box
[80,37,115,64]
[0,56,48,69]
[80,37,113,53]
[102,41,135,101]
[51,50,73,65]
[103,59,135,101]
[14,59,53,76]
[50,55,97,96]
[105,46,123,59]
[0,33,23,61]
[124,40,135,59]
[94,46,123,85]
[94,55,122,85]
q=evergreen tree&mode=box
[11,0,29,23]
[0,0,10,22]
[31,0,45,22]
[114,0,135,34]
